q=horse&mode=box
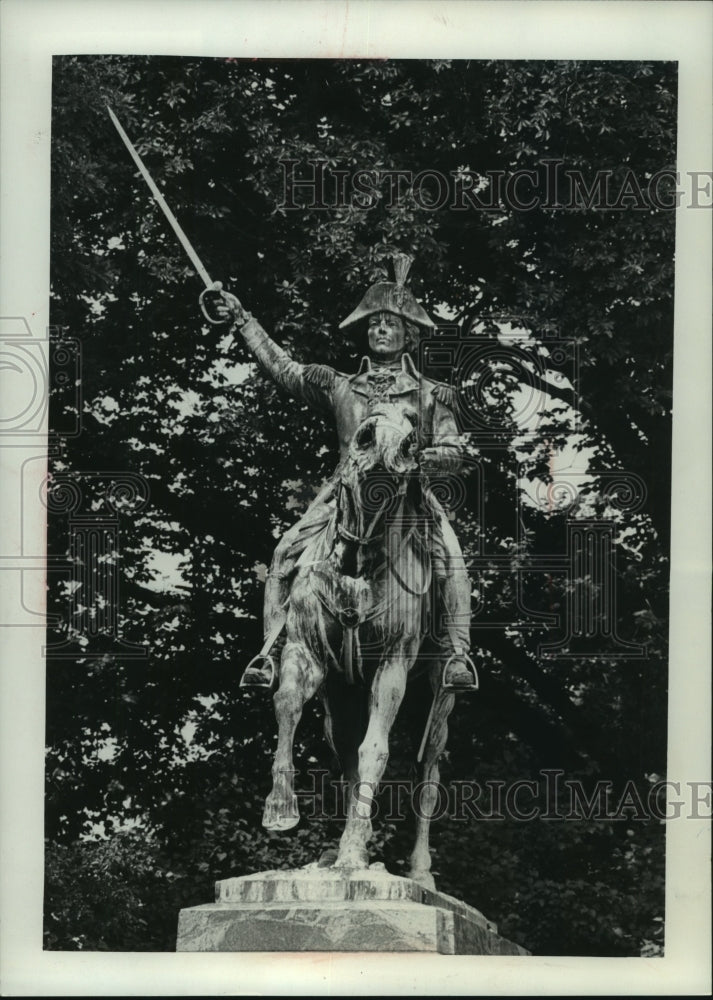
[260,403,456,888]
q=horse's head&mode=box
[336,405,421,554]
[347,404,420,479]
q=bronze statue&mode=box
[213,255,478,882]
[106,113,479,881]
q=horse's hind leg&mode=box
[408,667,455,889]
[263,640,324,832]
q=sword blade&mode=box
[106,106,213,289]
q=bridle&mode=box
[307,426,433,682]
[335,412,419,544]
[335,475,407,546]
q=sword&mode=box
[106,106,226,324]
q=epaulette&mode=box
[432,382,458,411]
[303,363,337,391]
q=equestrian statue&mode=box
[104,109,480,886]
[212,253,478,884]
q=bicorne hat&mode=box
[338,252,435,330]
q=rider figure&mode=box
[214,253,478,690]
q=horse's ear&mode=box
[355,420,376,449]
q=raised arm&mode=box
[212,285,336,411]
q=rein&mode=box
[308,465,432,683]
[336,475,407,546]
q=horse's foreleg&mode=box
[318,684,364,865]
[323,684,364,816]
[408,668,455,888]
[335,655,409,869]
[263,640,324,832]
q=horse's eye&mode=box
[357,424,375,449]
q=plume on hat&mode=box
[339,252,434,330]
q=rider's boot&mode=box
[240,573,287,690]
[441,648,479,690]
[438,576,479,691]
[240,636,284,690]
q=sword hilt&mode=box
[200,282,251,327]
[199,286,229,325]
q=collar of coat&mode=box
[348,352,422,396]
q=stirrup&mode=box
[441,652,479,692]
[240,652,278,690]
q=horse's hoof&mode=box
[262,794,299,831]
[333,850,369,871]
[408,869,437,891]
[317,848,339,868]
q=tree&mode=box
[45,55,674,954]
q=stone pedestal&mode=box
[176,864,529,955]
